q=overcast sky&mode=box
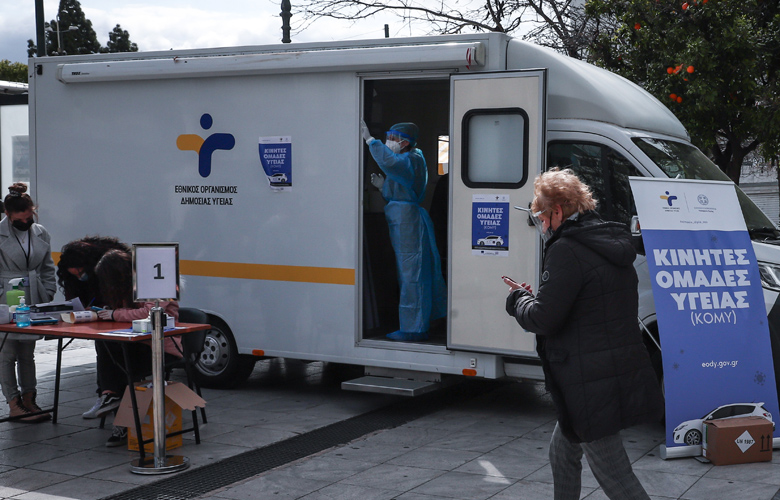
[1,0,425,64]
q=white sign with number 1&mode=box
[133,244,180,302]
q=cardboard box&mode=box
[702,416,773,466]
[114,381,206,452]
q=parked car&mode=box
[673,402,774,446]
[477,235,504,247]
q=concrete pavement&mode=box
[0,339,778,500]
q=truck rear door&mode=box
[448,70,546,357]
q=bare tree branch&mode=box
[291,0,595,58]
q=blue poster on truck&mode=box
[472,194,509,257]
[259,136,292,192]
[630,177,779,457]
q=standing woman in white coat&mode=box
[0,183,56,422]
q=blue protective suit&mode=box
[368,139,447,334]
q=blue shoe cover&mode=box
[386,330,429,341]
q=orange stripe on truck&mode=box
[180,260,355,285]
[52,253,355,286]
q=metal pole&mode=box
[131,303,188,474]
[55,18,63,56]
[35,0,45,57]
[151,304,166,466]
[281,0,292,43]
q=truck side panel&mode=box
[34,68,361,358]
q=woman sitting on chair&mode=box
[93,249,181,447]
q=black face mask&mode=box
[12,218,34,232]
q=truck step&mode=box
[341,376,440,397]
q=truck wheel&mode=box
[684,429,701,446]
[195,317,256,388]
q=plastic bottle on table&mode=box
[15,297,30,328]
[6,278,24,307]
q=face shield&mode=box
[386,129,413,153]
[514,206,552,242]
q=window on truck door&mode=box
[547,142,643,227]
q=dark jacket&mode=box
[507,211,663,443]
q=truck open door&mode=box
[448,70,547,359]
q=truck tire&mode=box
[195,316,256,388]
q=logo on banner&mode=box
[698,194,709,206]
[660,191,679,209]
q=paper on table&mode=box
[61,311,97,323]
[99,330,146,337]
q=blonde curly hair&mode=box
[531,168,597,219]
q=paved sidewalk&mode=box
[0,339,778,500]
[195,382,780,500]
[0,339,395,499]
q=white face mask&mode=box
[386,140,402,154]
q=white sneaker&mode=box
[82,396,104,419]
[94,393,122,417]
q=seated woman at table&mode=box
[93,249,181,447]
[0,183,57,423]
[56,236,131,419]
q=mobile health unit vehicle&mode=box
[25,33,780,395]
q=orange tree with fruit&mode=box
[585,0,780,184]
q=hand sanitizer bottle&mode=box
[15,297,30,328]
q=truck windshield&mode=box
[633,137,779,239]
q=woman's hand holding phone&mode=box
[502,276,533,294]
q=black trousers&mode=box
[95,341,175,395]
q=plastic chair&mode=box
[167,307,209,425]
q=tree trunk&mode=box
[711,135,758,186]
[776,158,780,228]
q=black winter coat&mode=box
[507,211,663,443]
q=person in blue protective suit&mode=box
[361,120,447,341]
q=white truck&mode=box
[26,32,780,395]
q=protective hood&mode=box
[549,211,636,267]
